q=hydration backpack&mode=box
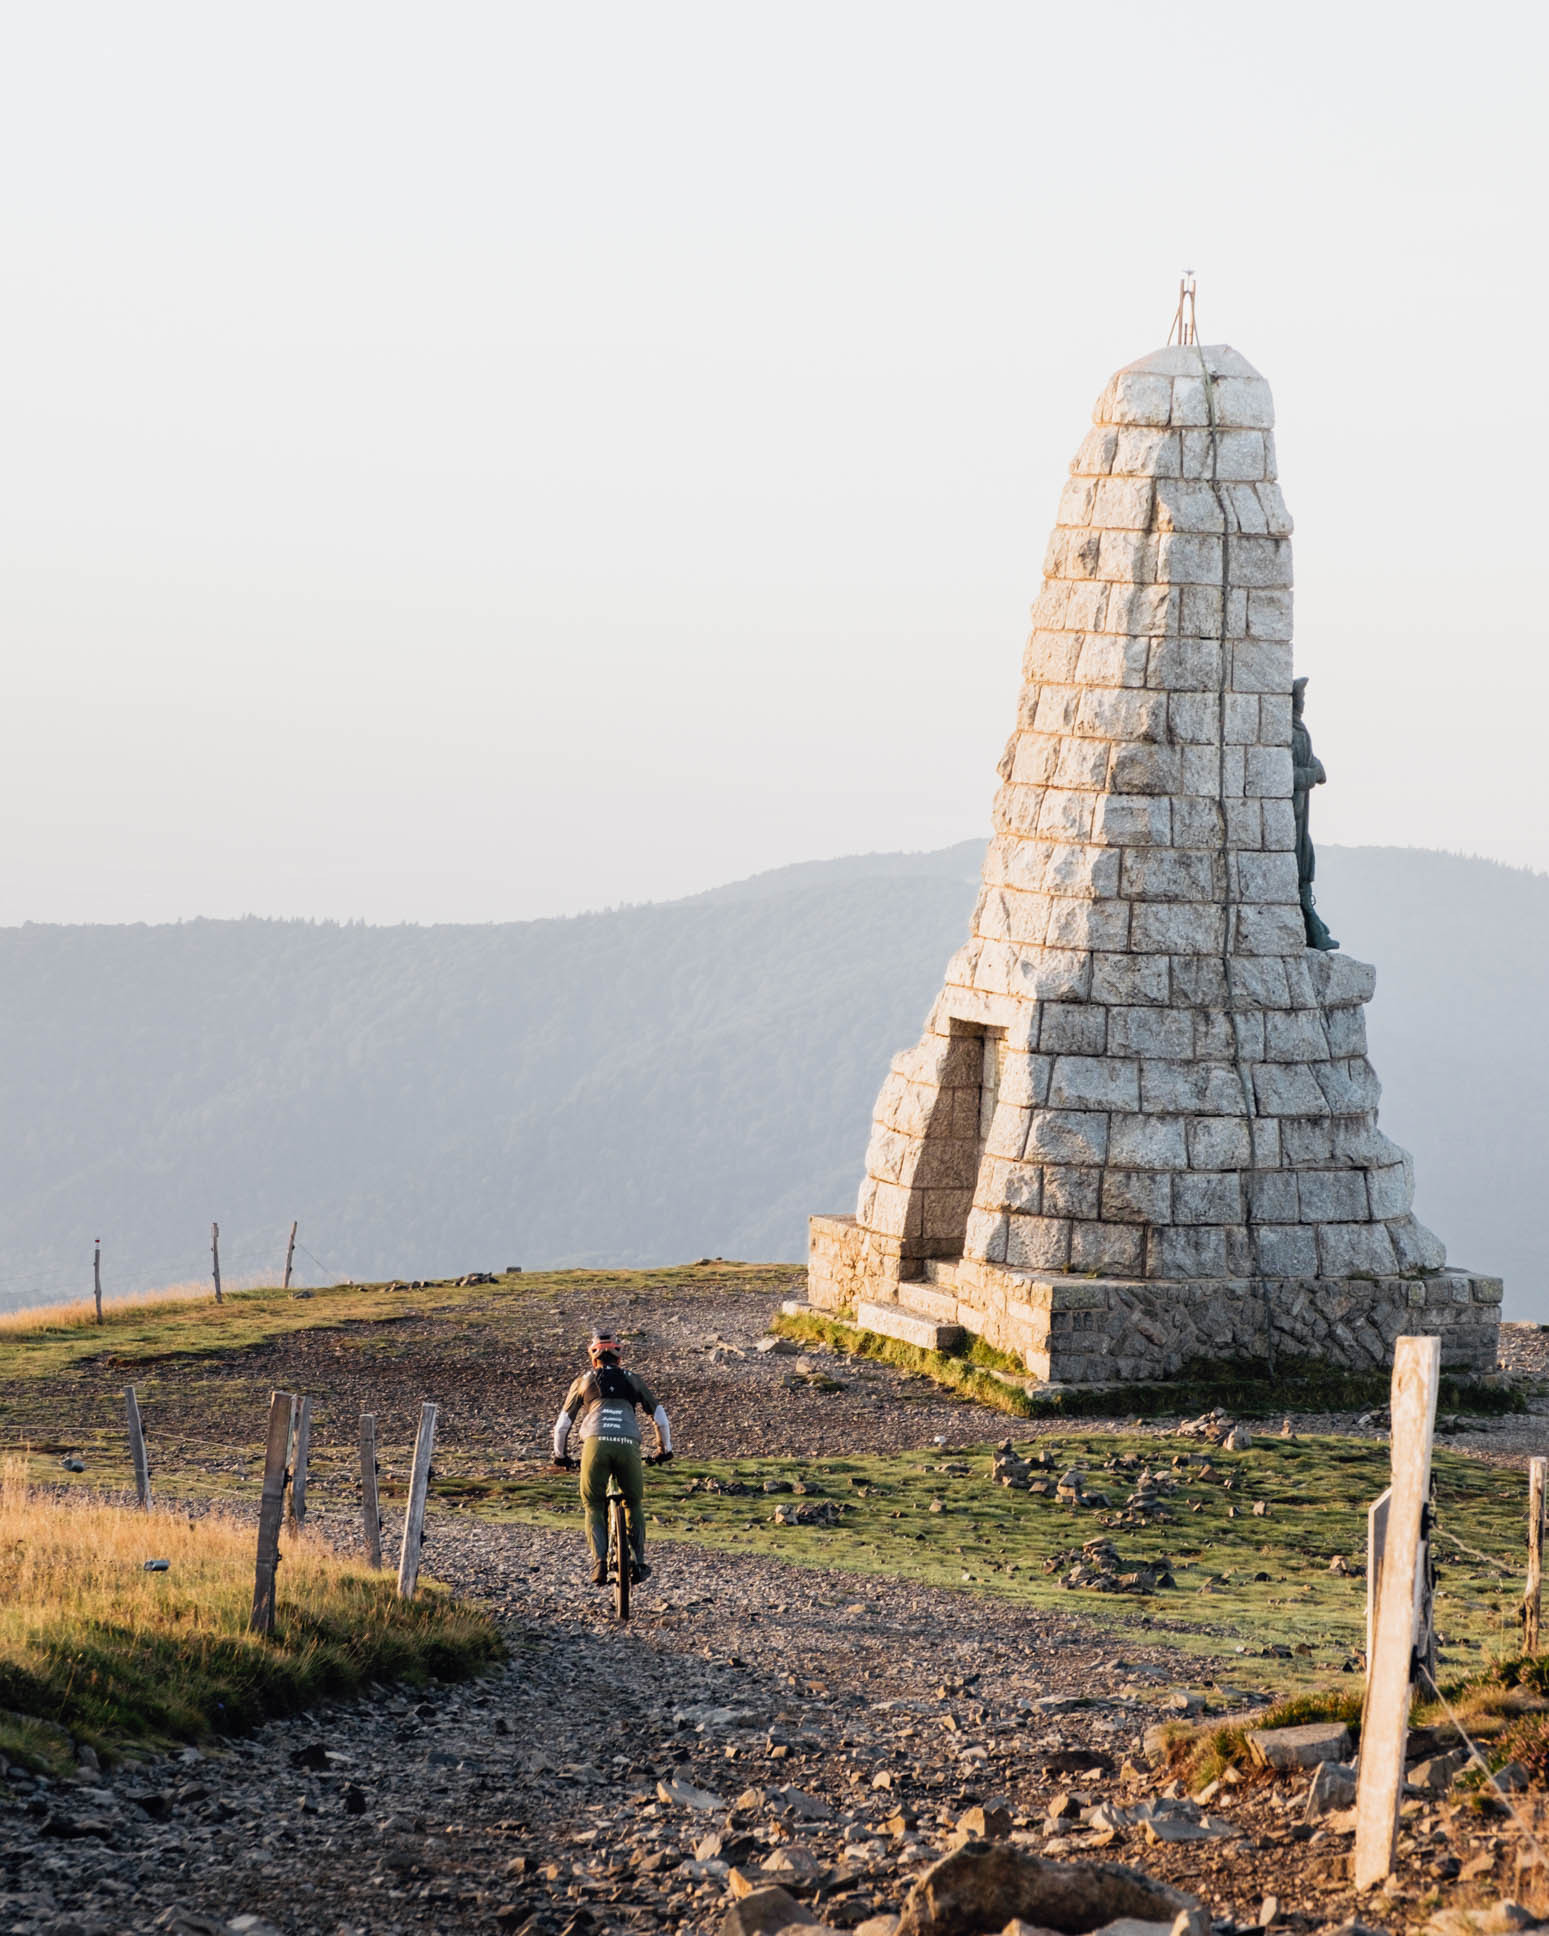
[596,1363,636,1405]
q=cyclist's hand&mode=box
[551,1456,577,1472]
[652,1449,674,1465]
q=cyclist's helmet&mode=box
[589,1328,622,1367]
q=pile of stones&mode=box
[1176,1411,1252,1451]
[772,1500,844,1528]
[1048,1536,1176,1595]
[1096,1472,1179,1531]
[989,1443,1055,1492]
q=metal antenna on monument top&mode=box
[1167,270,1198,346]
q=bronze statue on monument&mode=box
[1292,676,1339,951]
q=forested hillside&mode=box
[1,842,1542,1318]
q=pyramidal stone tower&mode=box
[807,343,1501,1382]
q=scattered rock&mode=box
[956,1803,1012,1840]
[1408,1747,1471,1793]
[1246,1722,1352,1771]
[721,1884,819,1934]
[777,1785,836,1822]
[1425,1905,1536,1936]
[773,1500,843,1527]
[1304,1759,1357,1818]
[658,1776,726,1810]
[895,1842,1196,1936]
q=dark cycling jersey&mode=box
[559,1367,661,1446]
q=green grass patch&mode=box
[772,1311,1039,1416]
[0,1467,502,1773]
[772,1310,1522,1420]
[488,1428,1533,1693]
[1179,1686,1368,1785]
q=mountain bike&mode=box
[606,1480,633,1620]
[605,1452,673,1621]
[554,1450,671,1622]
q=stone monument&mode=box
[806,341,1501,1383]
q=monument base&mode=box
[807,1213,1501,1382]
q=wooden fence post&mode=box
[251,1391,293,1634]
[1525,1457,1546,1654]
[360,1413,382,1568]
[397,1402,438,1599]
[93,1240,103,1325]
[1354,1335,1442,1892]
[211,1221,223,1304]
[1366,1486,1390,1669]
[283,1221,298,1291]
[286,1395,313,1531]
[124,1386,151,1509]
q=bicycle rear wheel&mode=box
[611,1493,630,1621]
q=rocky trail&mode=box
[4,1513,1544,1936]
[5,1277,1549,1936]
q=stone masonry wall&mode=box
[807,1214,1502,1382]
[846,343,1452,1291]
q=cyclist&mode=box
[552,1328,671,1586]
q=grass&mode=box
[0,1278,249,1337]
[485,1427,1534,1694]
[0,1263,800,1384]
[772,1310,1524,1420]
[772,1311,1040,1416]
[1177,1686,1369,1786]
[0,1460,502,1773]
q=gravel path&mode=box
[1,1509,1535,1936]
[5,1288,1547,1935]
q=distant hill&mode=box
[0,842,1542,1320]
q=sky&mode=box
[3,1,1546,925]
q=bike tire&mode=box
[612,1493,630,1622]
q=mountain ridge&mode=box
[1,843,1541,1318]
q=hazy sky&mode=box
[3,2,1545,925]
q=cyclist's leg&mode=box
[616,1442,646,1565]
[578,1440,609,1568]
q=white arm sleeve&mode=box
[553,1410,573,1459]
[652,1405,671,1454]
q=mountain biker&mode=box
[552,1328,671,1586]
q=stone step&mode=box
[900,1279,964,1324]
[855,1299,965,1353]
[920,1260,962,1291]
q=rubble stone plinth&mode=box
[807,341,1502,1380]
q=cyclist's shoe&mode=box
[591,1560,607,1587]
[631,1557,652,1583]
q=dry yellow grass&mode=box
[0,1460,501,1768]
[0,1274,270,1337]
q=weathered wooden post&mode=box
[251,1391,293,1634]
[211,1221,223,1304]
[1354,1335,1442,1892]
[93,1240,103,1325]
[1365,1486,1389,1669]
[283,1221,298,1291]
[360,1413,382,1568]
[397,1402,438,1599]
[286,1394,313,1530]
[124,1386,151,1509]
[1525,1457,1546,1654]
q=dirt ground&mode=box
[4,1277,1549,1936]
[9,1271,1545,1487]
